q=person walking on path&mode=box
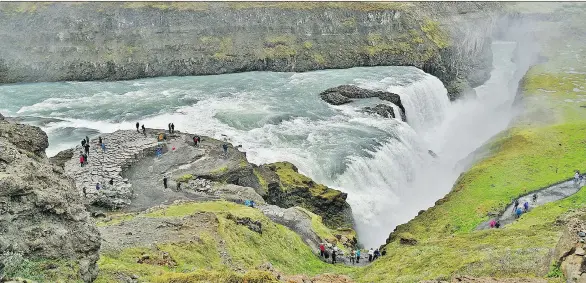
[136,122,140,133]
[319,243,325,257]
[95,182,101,191]
[85,136,89,145]
[163,176,168,189]
[374,249,380,260]
[168,123,171,133]
[81,139,86,147]
[101,143,106,153]
[109,178,114,186]
[495,220,501,228]
[141,124,146,136]
[523,201,529,212]
[575,171,581,184]
[171,123,175,134]
[489,219,496,228]
[513,199,519,214]
[515,207,523,219]
[368,248,374,262]
[349,250,355,264]
[356,249,361,263]
[98,136,102,146]
[533,193,538,203]
[82,152,88,164]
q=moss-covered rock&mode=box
[255,162,354,230]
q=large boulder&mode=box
[319,85,406,122]
[0,119,100,282]
[254,162,354,230]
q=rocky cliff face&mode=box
[0,2,500,99]
[0,116,100,282]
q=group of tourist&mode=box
[318,244,383,265]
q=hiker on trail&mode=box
[222,143,228,156]
[85,136,89,145]
[82,187,87,197]
[349,250,355,264]
[533,193,538,203]
[84,143,90,156]
[171,123,175,133]
[98,136,102,145]
[356,249,361,263]
[515,207,523,219]
[331,249,337,264]
[81,139,86,147]
[513,199,519,214]
[575,171,580,184]
[495,220,501,228]
[95,182,101,191]
[79,154,85,167]
[489,219,497,228]
[523,201,529,212]
[193,136,199,147]
[250,200,255,208]
[168,123,171,133]
[82,152,88,164]
[319,243,325,257]
[109,178,114,186]
[163,176,168,189]
[368,248,374,262]
[374,249,380,260]
[324,249,330,260]
[141,124,146,136]
[176,182,181,191]
[101,143,106,153]
[136,122,140,132]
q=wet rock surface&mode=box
[0,117,100,282]
[319,85,406,121]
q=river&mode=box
[0,41,521,247]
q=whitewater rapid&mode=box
[0,42,520,247]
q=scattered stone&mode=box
[575,247,585,256]
[227,214,262,234]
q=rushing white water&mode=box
[0,42,520,248]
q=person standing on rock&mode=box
[81,139,86,147]
[222,143,228,157]
[101,142,106,153]
[489,219,496,228]
[98,136,102,146]
[523,201,529,212]
[193,136,199,147]
[79,154,85,167]
[495,220,501,228]
[368,248,374,262]
[319,243,325,257]
[163,176,168,189]
[533,193,538,203]
[136,122,140,132]
[109,178,114,186]
[515,207,523,219]
[356,249,361,263]
[512,199,519,214]
[575,171,580,184]
[373,249,380,260]
[168,123,172,133]
[331,249,337,264]
[171,123,175,134]
[95,182,101,191]
[82,152,88,164]
[84,142,90,156]
[349,250,355,264]
[141,124,146,136]
[85,136,89,145]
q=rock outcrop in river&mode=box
[0,115,100,282]
[0,2,500,99]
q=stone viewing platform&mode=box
[63,129,161,208]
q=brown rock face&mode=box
[0,118,101,282]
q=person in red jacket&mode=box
[319,243,325,257]
[79,154,85,167]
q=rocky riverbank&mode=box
[0,115,100,281]
[0,2,501,99]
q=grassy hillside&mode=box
[359,5,586,282]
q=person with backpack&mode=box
[533,193,538,203]
[516,207,523,219]
[171,123,175,134]
[101,142,106,153]
[495,220,501,228]
[163,176,168,189]
[141,124,146,136]
[349,250,355,264]
[356,249,361,263]
[319,243,325,257]
[373,249,380,260]
[136,122,140,132]
[368,248,374,262]
[489,219,496,228]
[523,201,529,212]
[222,143,228,157]
[79,154,85,167]
[98,136,102,146]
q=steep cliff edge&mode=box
[0,2,500,99]
[0,115,100,282]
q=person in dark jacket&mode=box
[136,122,140,132]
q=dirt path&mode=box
[477,176,584,229]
